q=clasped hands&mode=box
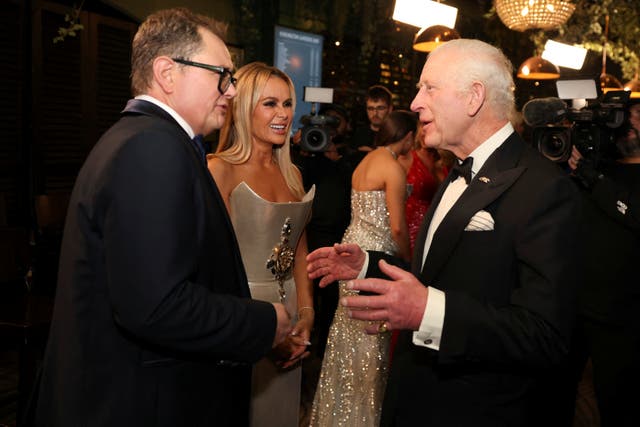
[306,243,428,334]
[270,304,313,369]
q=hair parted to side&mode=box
[215,62,304,199]
[429,39,516,121]
[375,110,418,147]
[367,85,393,105]
[131,7,228,96]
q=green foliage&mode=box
[530,0,639,79]
[53,2,84,44]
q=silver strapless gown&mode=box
[310,190,397,427]
[229,182,314,427]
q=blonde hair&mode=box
[216,62,304,199]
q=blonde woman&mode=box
[208,62,314,427]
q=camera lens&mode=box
[533,127,572,163]
[300,126,330,152]
[306,129,326,148]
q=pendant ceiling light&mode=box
[623,72,640,99]
[517,56,560,80]
[495,0,576,32]
[413,25,460,53]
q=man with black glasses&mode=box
[32,8,291,426]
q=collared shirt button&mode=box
[424,339,433,345]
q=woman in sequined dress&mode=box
[310,111,416,426]
[209,62,314,427]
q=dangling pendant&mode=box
[266,217,295,303]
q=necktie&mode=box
[451,156,473,184]
[190,134,207,166]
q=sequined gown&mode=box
[229,182,314,427]
[310,190,397,427]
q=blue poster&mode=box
[274,26,323,131]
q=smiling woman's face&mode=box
[251,76,293,147]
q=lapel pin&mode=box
[479,176,491,184]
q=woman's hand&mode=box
[271,308,313,369]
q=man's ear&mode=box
[467,82,485,116]
[152,56,176,94]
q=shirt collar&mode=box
[467,122,514,177]
[135,95,195,138]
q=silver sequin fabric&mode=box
[310,190,397,427]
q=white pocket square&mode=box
[465,210,494,231]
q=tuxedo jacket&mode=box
[34,100,275,427]
[372,133,581,426]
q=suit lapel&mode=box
[419,133,527,283]
[412,172,456,275]
[122,99,249,292]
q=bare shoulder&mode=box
[207,156,238,199]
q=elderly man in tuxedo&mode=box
[33,8,290,426]
[307,39,580,426]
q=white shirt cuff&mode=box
[412,286,445,350]
[357,251,369,279]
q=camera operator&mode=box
[567,99,640,427]
[292,104,353,353]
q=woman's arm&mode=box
[385,161,411,261]
[277,230,314,368]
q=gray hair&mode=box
[429,39,515,120]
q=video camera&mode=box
[523,79,631,164]
[299,87,339,152]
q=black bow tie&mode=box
[190,134,207,166]
[451,157,473,184]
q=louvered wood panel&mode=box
[0,2,26,225]
[32,3,137,194]
[93,16,136,143]
[35,7,86,193]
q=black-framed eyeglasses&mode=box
[172,58,237,94]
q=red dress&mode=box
[405,150,443,252]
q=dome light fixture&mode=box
[413,25,460,53]
[495,0,576,32]
[517,56,560,80]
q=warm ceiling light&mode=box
[517,56,560,80]
[541,40,587,70]
[623,77,640,99]
[393,0,458,29]
[495,0,576,32]
[413,25,460,53]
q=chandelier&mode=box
[495,0,576,32]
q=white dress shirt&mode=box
[135,95,195,138]
[412,122,515,350]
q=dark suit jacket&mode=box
[34,100,275,427]
[372,133,581,426]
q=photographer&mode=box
[292,104,353,353]
[568,100,640,427]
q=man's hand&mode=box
[271,303,292,348]
[306,243,366,287]
[569,146,603,189]
[341,259,428,334]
